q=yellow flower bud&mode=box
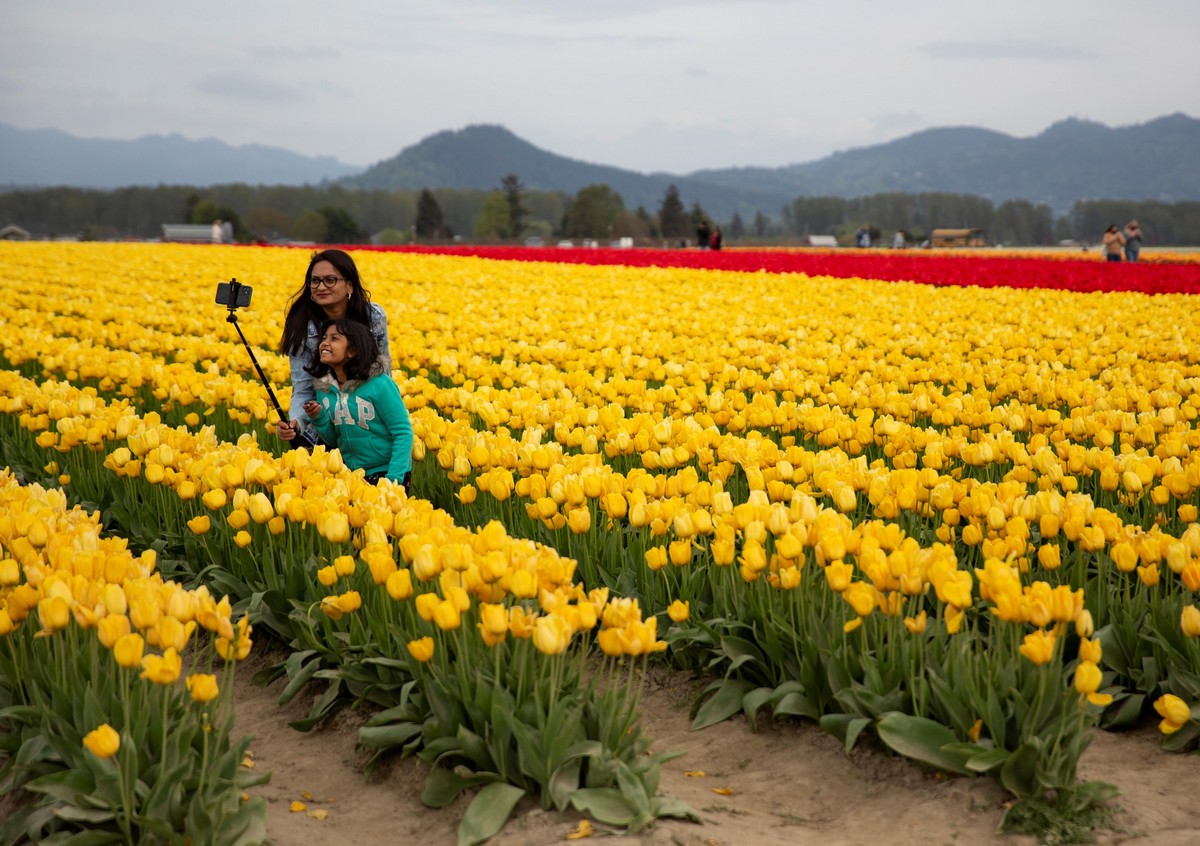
[667,600,690,623]
[83,724,120,759]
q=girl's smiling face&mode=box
[318,325,354,368]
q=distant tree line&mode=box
[2,181,1199,246]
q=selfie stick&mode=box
[222,278,301,444]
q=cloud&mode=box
[195,74,310,102]
[922,40,1094,61]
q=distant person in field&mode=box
[855,225,871,248]
[1102,224,1126,262]
[211,219,223,244]
[892,230,906,249]
[696,220,710,250]
[221,219,234,244]
[278,249,391,449]
[1123,220,1142,262]
[709,226,723,251]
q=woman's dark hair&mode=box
[305,319,380,382]
[278,249,376,356]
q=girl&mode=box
[278,249,391,447]
[303,319,413,488]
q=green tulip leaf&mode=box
[742,686,775,731]
[422,765,478,808]
[999,740,1042,798]
[650,796,700,822]
[773,690,819,722]
[692,678,754,730]
[570,787,636,826]
[818,713,871,752]
[24,768,96,804]
[358,721,423,751]
[548,759,583,811]
[457,783,525,846]
[1099,692,1144,729]
[875,712,974,776]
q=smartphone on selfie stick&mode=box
[216,278,318,451]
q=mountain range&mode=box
[2,114,1198,220]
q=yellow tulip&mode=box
[407,636,435,662]
[644,546,668,571]
[824,561,853,593]
[479,602,509,636]
[83,724,120,759]
[1181,605,1200,638]
[386,569,414,601]
[533,613,572,655]
[318,511,350,544]
[186,673,220,703]
[1153,694,1190,734]
[0,559,19,586]
[112,632,145,668]
[140,647,182,685]
[415,592,440,621]
[1018,630,1056,666]
[566,507,591,534]
[668,539,693,566]
[187,515,211,535]
[843,582,877,617]
[97,614,131,648]
[233,530,252,548]
[1073,661,1102,695]
[432,600,461,631]
[667,599,690,622]
[202,489,227,510]
[37,595,71,632]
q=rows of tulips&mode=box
[0,368,690,841]
[0,467,265,845]
[4,241,1200,837]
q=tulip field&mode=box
[2,241,1200,844]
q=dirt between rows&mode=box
[235,646,1199,846]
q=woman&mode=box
[277,249,391,446]
[1102,225,1125,262]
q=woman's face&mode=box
[308,260,353,313]
[318,325,354,367]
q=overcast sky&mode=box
[4,0,1198,175]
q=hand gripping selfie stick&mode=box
[218,277,317,451]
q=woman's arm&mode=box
[371,304,392,371]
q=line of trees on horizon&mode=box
[2,180,1199,247]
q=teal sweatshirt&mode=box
[308,356,413,482]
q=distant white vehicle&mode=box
[524,236,545,246]
[557,239,574,247]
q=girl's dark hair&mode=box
[305,319,380,383]
[278,249,376,356]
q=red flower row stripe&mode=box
[343,245,1200,296]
